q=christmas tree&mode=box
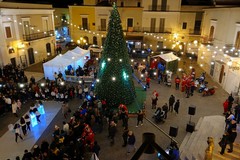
[95,3,136,107]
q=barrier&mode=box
[65,75,94,83]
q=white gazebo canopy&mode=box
[153,52,179,62]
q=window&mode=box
[127,18,133,27]
[137,2,141,7]
[22,20,30,35]
[159,18,165,33]
[5,26,12,38]
[100,19,106,31]
[182,22,187,29]
[161,0,167,11]
[82,18,88,30]
[121,2,124,7]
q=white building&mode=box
[0,2,56,67]
[198,7,240,94]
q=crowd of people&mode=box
[219,94,239,155]
[0,64,28,116]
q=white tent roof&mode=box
[71,46,86,54]
[153,52,179,62]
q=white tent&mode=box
[153,52,179,62]
[43,47,90,80]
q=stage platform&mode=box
[0,101,61,160]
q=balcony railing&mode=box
[148,5,170,11]
[23,30,54,41]
[189,29,201,35]
[79,24,90,30]
[98,26,107,31]
[143,27,172,33]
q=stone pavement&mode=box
[0,56,235,160]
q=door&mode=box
[219,65,224,84]
[127,18,133,31]
[209,26,214,41]
[150,18,156,33]
[102,37,106,47]
[93,36,97,45]
[28,48,35,65]
[10,58,16,67]
[20,55,28,68]
[152,0,157,11]
[159,18,165,33]
[161,0,167,11]
[82,18,88,30]
[46,43,51,55]
[157,41,163,51]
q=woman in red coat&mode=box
[223,99,229,114]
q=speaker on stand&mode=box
[186,105,196,133]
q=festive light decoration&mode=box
[95,3,135,106]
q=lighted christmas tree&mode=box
[95,3,136,107]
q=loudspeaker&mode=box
[188,106,196,115]
[186,122,195,133]
[169,126,178,137]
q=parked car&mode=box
[65,42,78,50]
[88,45,103,53]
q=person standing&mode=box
[219,133,228,155]
[146,76,151,88]
[24,114,31,131]
[92,141,101,157]
[151,90,158,109]
[162,103,168,119]
[227,128,237,153]
[136,110,144,127]
[169,95,175,112]
[122,127,129,147]
[175,76,180,90]
[14,123,23,143]
[20,116,27,136]
[12,100,18,117]
[127,131,136,154]
[174,99,180,114]
[108,121,117,145]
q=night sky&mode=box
[2,0,240,7]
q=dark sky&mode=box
[3,0,83,7]
[3,0,240,7]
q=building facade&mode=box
[69,0,204,56]
[0,2,55,67]
[198,7,240,94]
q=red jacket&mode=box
[175,78,180,84]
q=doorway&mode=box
[28,48,35,65]
[46,43,51,55]
[10,58,16,67]
[219,64,224,84]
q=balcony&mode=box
[123,27,142,32]
[148,5,170,11]
[189,29,201,35]
[98,26,107,31]
[142,27,172,34]
[79,24,90,30]
[23,30,55,41]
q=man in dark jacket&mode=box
[227,128,237,153]
[162,103,168,119]
[108,121,117,145]
[169,95,175,112]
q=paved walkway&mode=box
[0,55,233,160]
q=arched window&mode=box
[46,43,51,55]
[209,26,214,41]
[235,31,240,50]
